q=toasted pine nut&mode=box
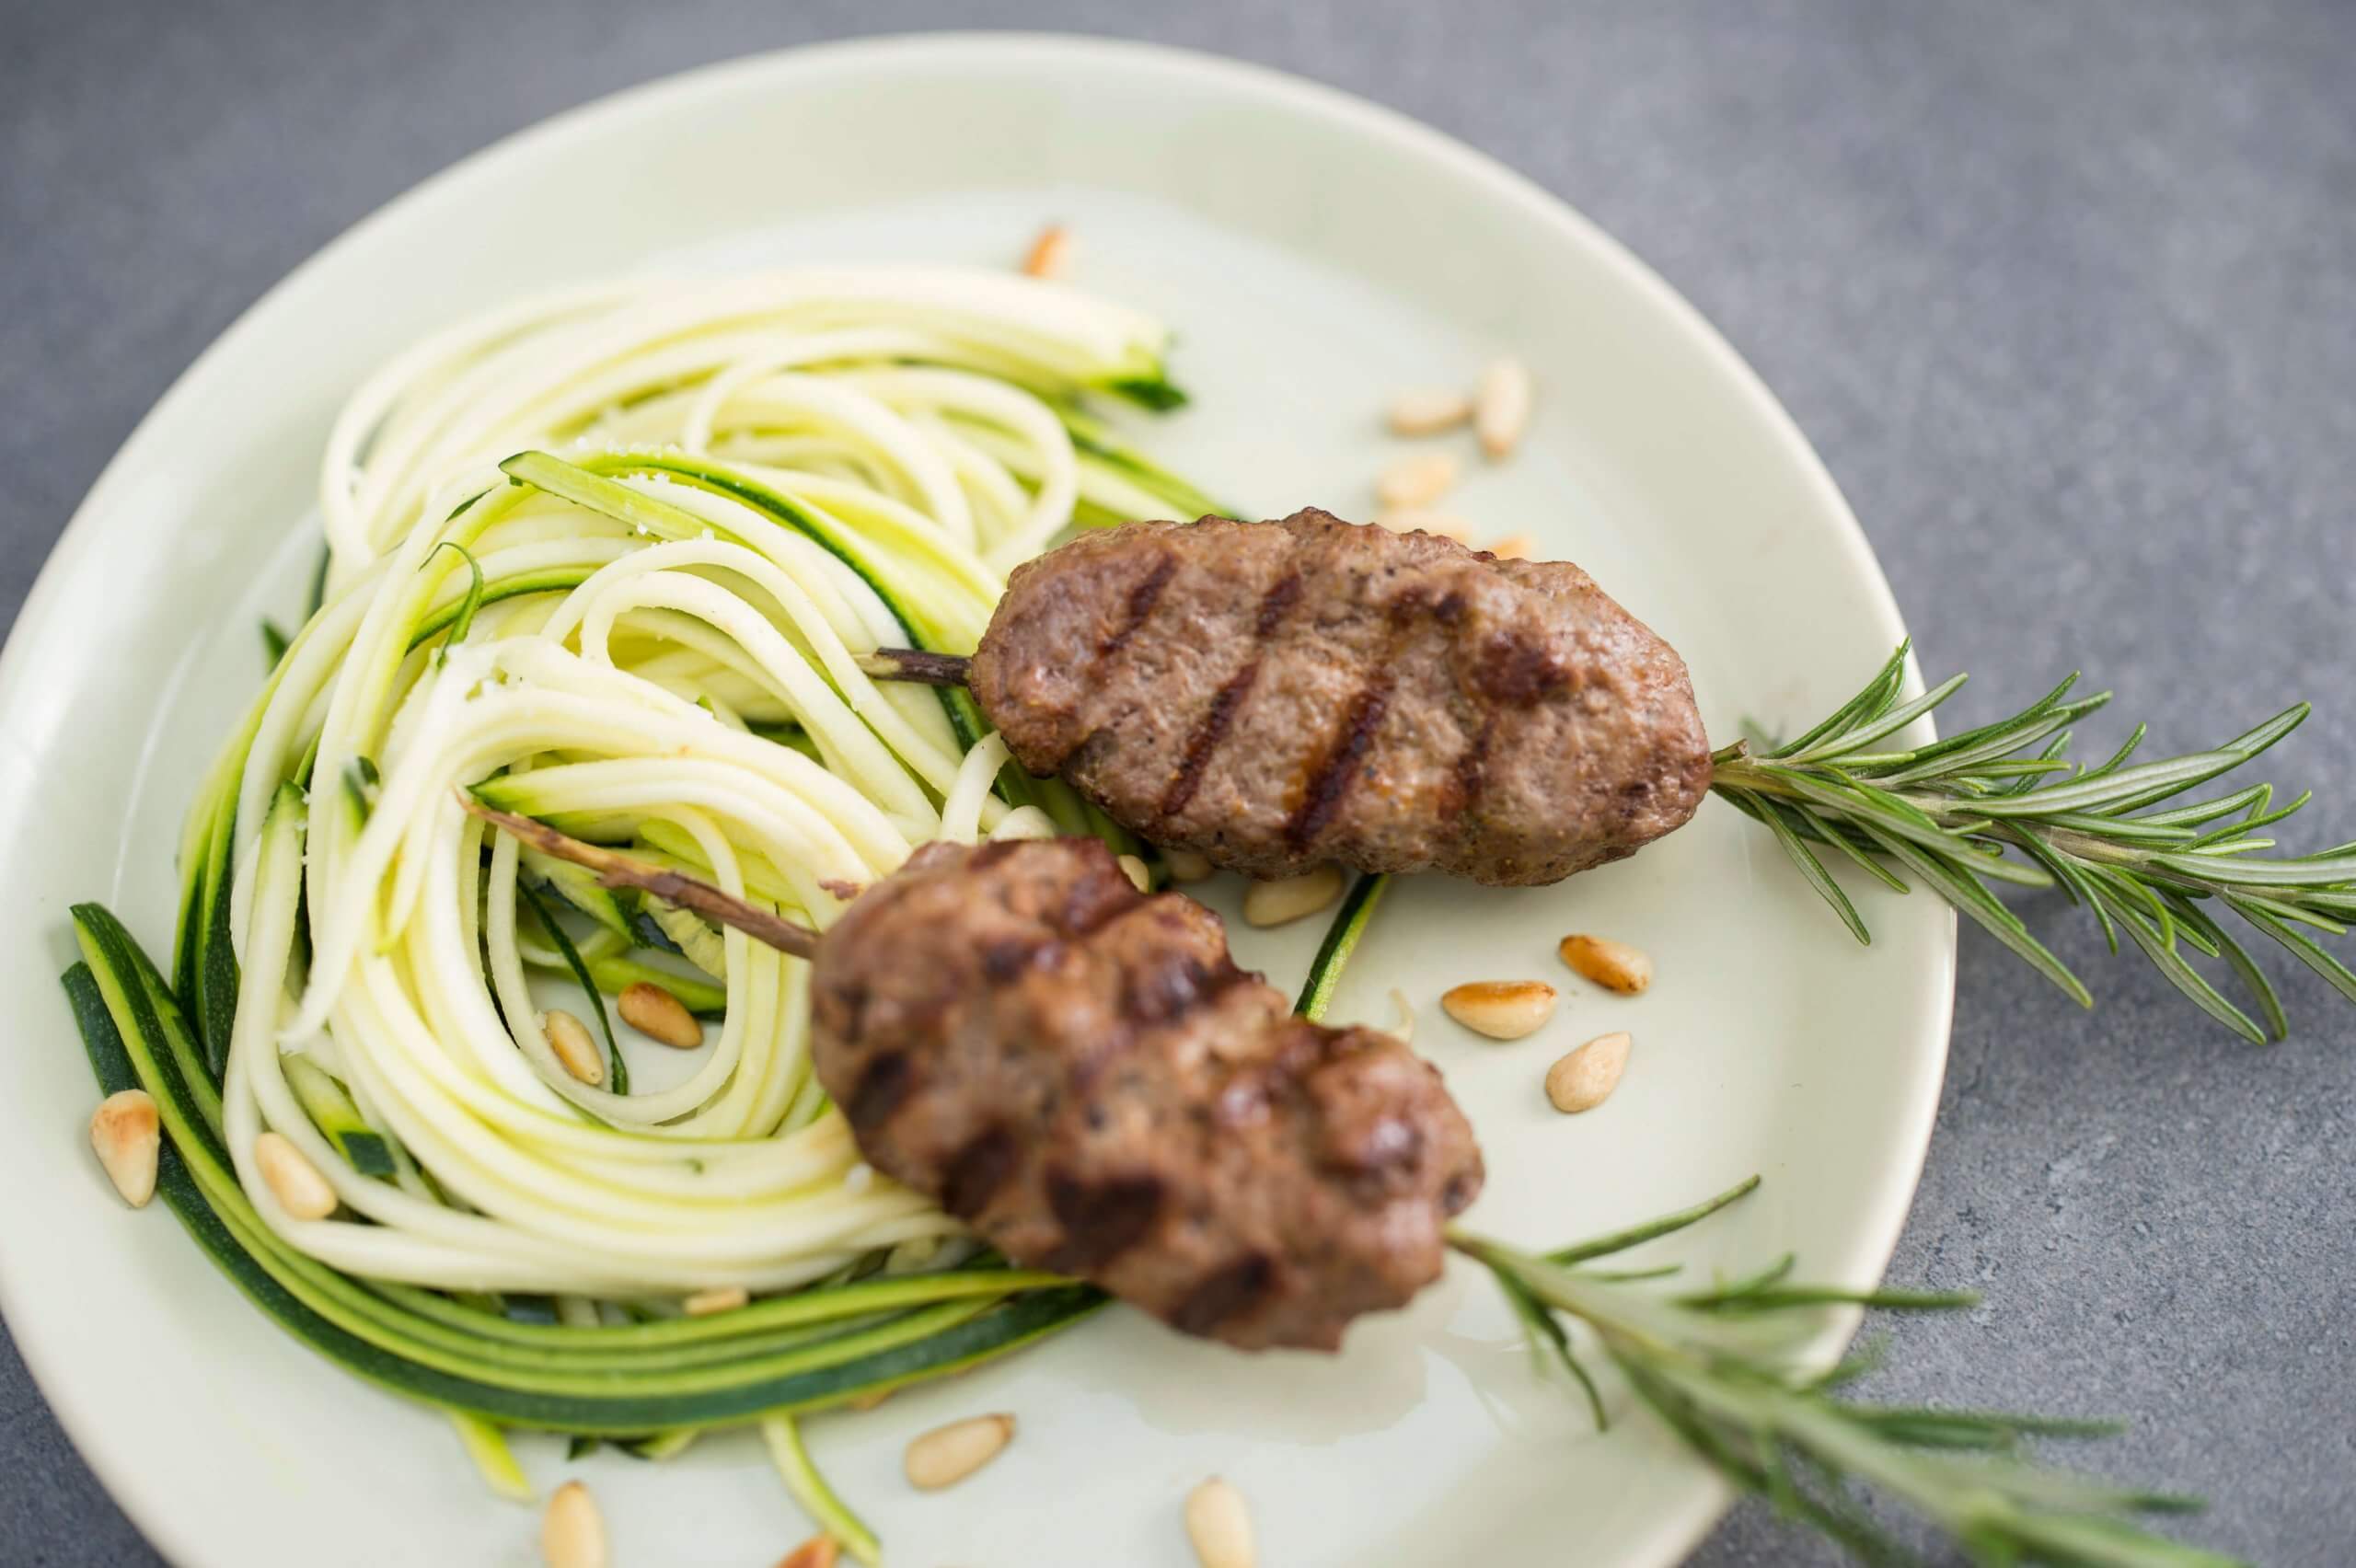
[1118,854,1152,893]
[254,1131,338,1220]
[1375,508,1474,543]
[1022,224,1072,280]
[1387,387,1473,436]
[1184,1476,1255,1568]
[543,1009,605,1086]
[903,1412,1015,1491]
[1242,865,1344,928]
[1376,449,1461,509]
[1164,847,1214,882]
[1485,533,1537,560]
[541,1479,607,1568]
[684,1285,750,1316]
[89,1090,159,1208]
[1474,357,1534,457]
[774,1538,839,1568]
[1546,1031,1632,1113]
[1559,934,1654,995]
[618,981,702,1049]
[1439,980,1559,1040]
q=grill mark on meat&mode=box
[846,1052,913,1133]
[941,1126,1018,1218]
[1285,677,1394,851]
[978,936,1045,983]
[1172,1252,1276,1336]
[1039,549,1174,774]
[1123,950,1246,1027]
[1156,570,1303,820]
[1283,586,1444,851]
[1044,1170,1165,1270]
[1096,551,1179,659]
[1059,873,1140,939]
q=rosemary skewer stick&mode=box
[460,796,818,959]
[857,639,2354,1040]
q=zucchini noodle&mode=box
[171,267,1219,1301]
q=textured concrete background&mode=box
[5,2,2351,1562]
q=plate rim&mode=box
[0,31,1956,1567]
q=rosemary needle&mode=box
[1714,640,2355,1041]
[1451,1180,2241,1567]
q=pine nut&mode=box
[1164,847,1214,882]
[1439,980,1559,1040]
[1386,387,1472,436]
[1559,934,1654,995]
[1376,449,1461,509]
[1242,865,1344,928]
[684,1285,749,1316]
[846,1387,895,1413]
[543,1009,605,1086]
[1546,1031,1632,1113]
[1475,357,1534,457]
[1184,1476,1255,1568]
[1485,533,1537,560]
[1118,854,1152,893]
[1389,987,1417,1044]
[89,1090,159,1208]
[1375,508,1474,543]
[541,1480,607,1568]
[254,1131,338,1220]
[618,981,702,1049]
[1022,224,1072,281]
[903,1412,1015,1491]
[774,1538,839,1568]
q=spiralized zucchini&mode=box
[172,267,1218,1300]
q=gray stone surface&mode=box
[5,1,2350,1562]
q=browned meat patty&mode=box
[809,836,1484,1351]
[966,510,1714,885]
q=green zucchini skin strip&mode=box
[65,910,1105,1433]
[1293,872,1393,1022]
[403,568,597,651]
[518,879,629,1096]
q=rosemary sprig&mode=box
[1452,1181,2238,1566]
[1712,640,2356,1041]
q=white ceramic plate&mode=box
[0,34,1953,1568]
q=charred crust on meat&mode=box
[978,936,1055,984]
[941,1127,1019,1219]
[1471,632,1574,707]
[1044,1170,1166,1270]
[846,1052,913,1133]
[1122,947,1244,1026]
[1172,1253,1277,1336]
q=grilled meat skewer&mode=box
[467,800,1484,1351]
[867,508,1714,886]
